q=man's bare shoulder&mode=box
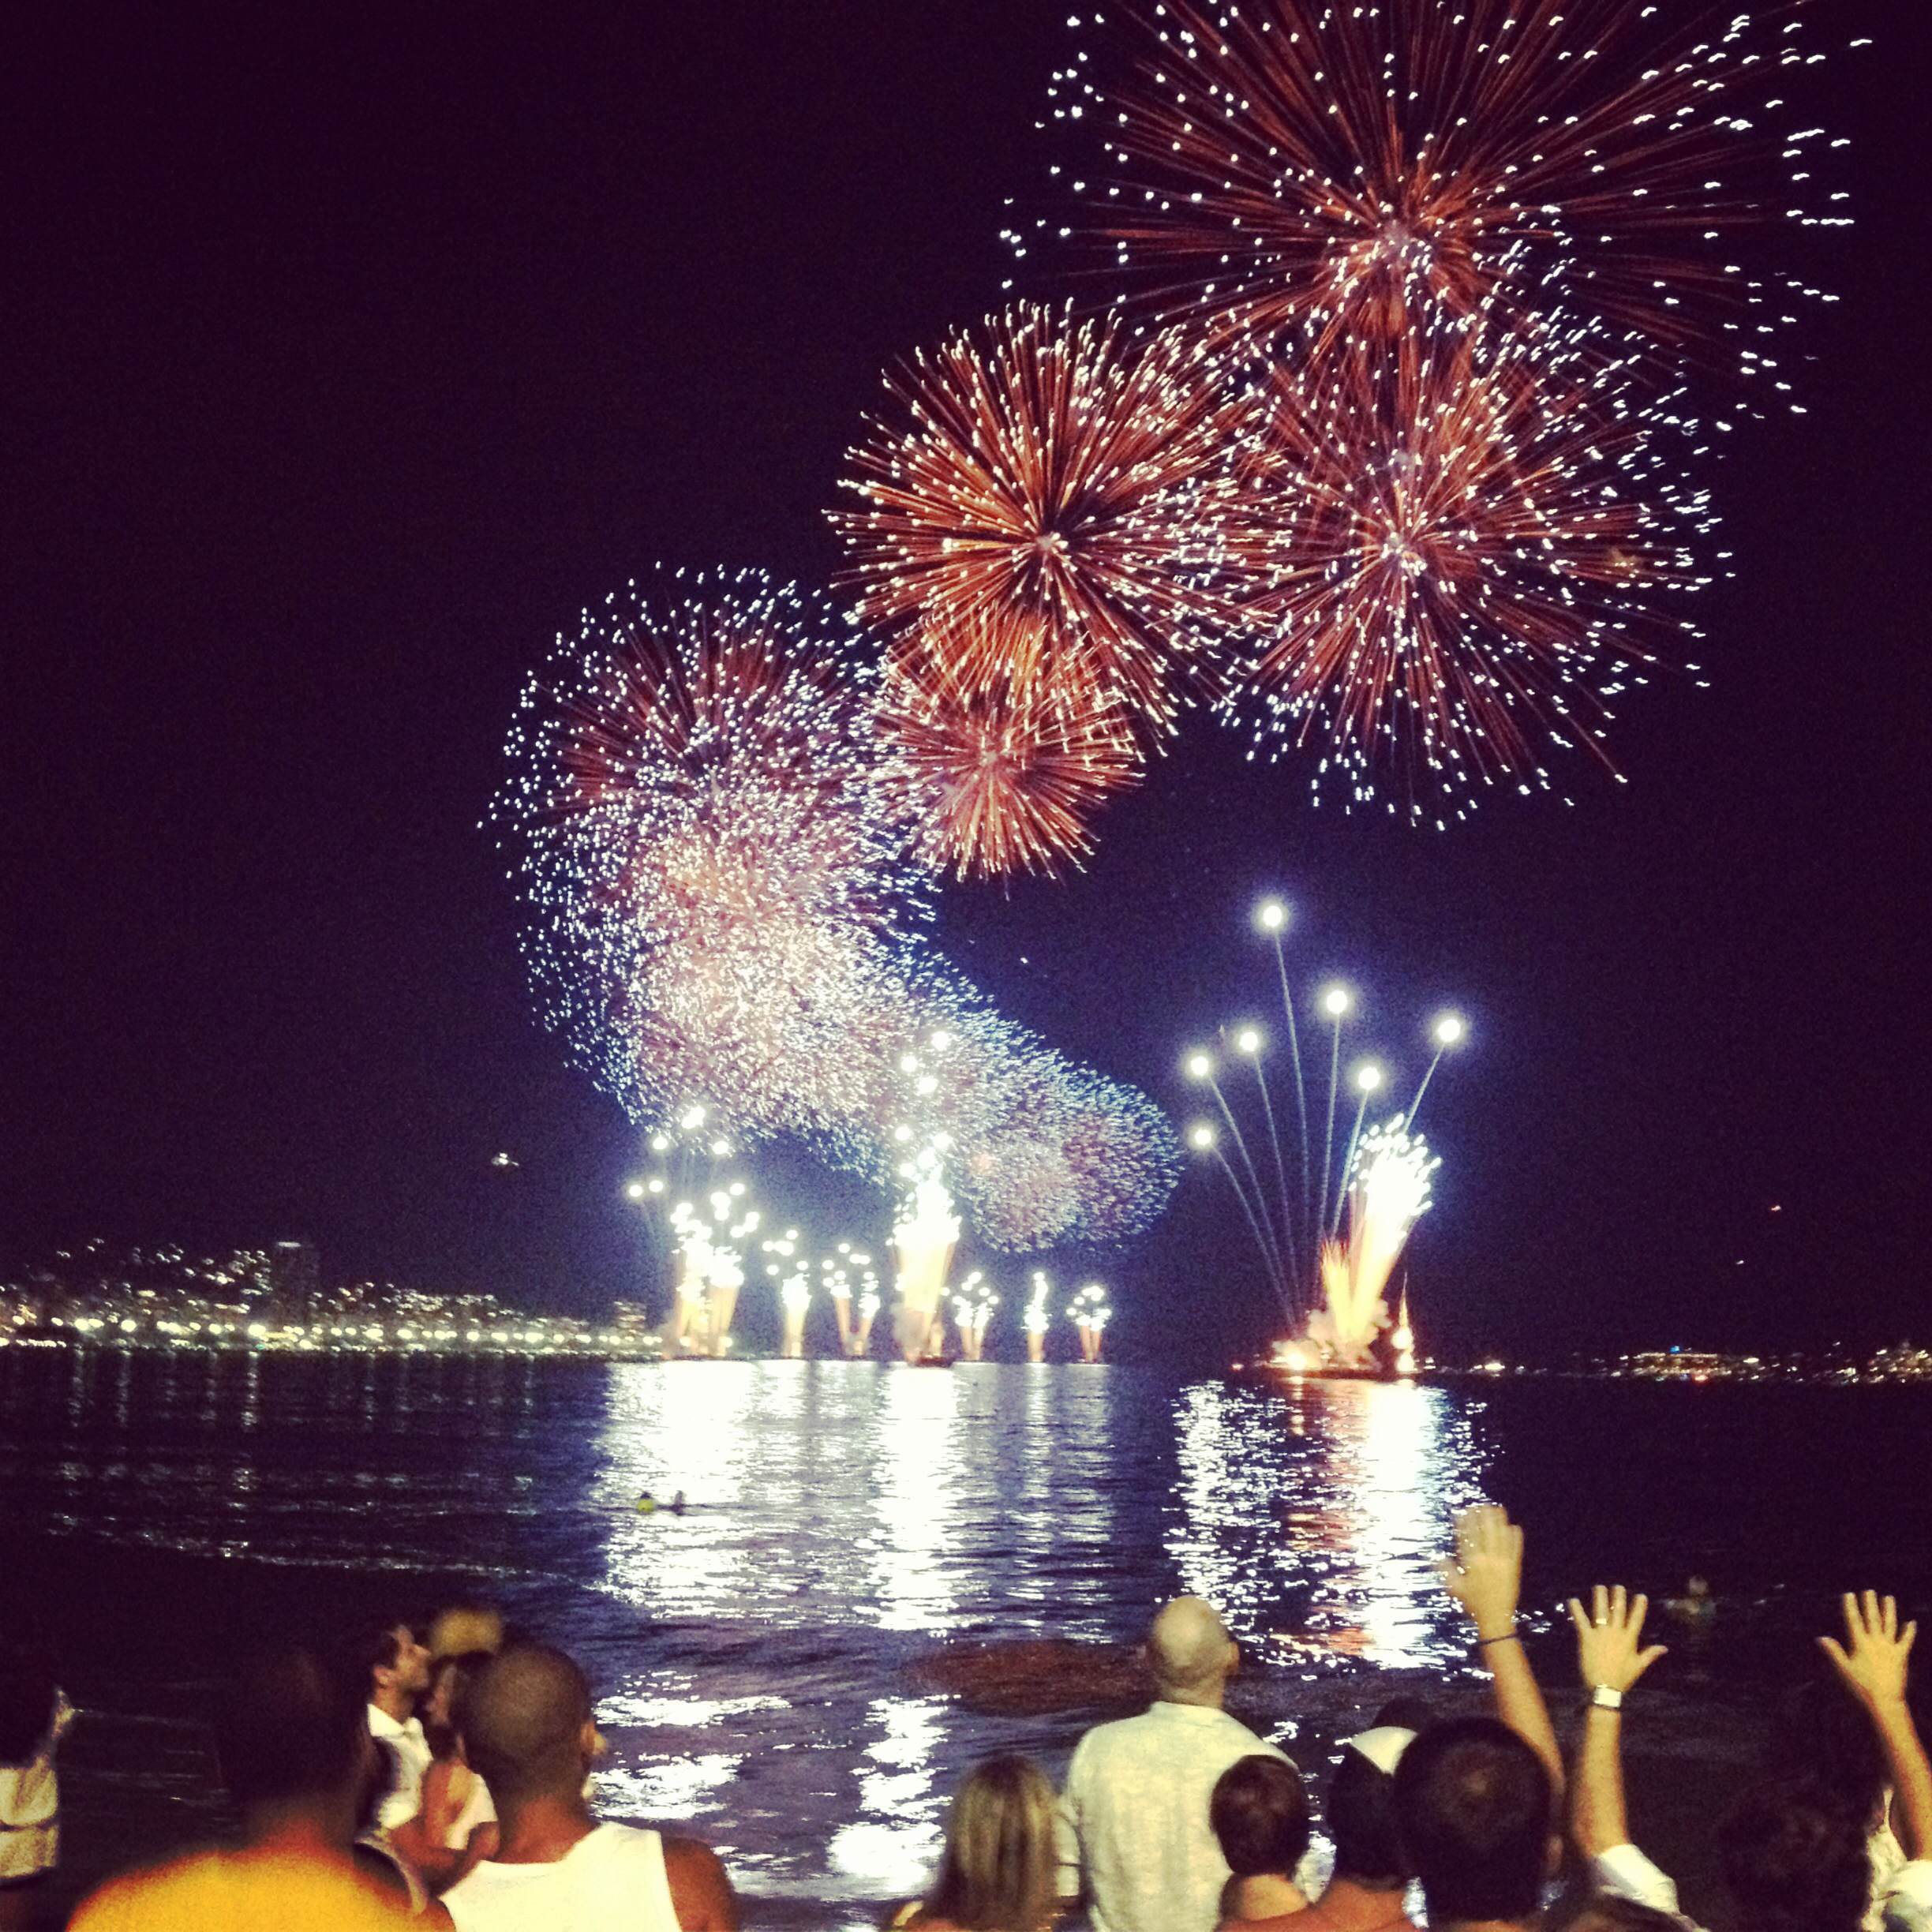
[661,1831,739,1931]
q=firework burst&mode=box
[496,569,923,1143]
[1024,0,1855,393]
[1227,313,1721,816]
[496,569,1179,1250]
[881,631,1144,878]
[832,301,1248,739]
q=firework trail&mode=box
[1226,312,1721,817]
[1185,896,1465,1350]
[496,570,1179,1251]
[1023,0,1856,392]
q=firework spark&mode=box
[1024,0,1855,391]
[764,1229,811,1358]
[624,1113,762,1356]
[499,569,922,1141]
[1227,314,1721,816]
[821,1242,879,1357]
[892,1136,960,1361]
[833,301,1249,744]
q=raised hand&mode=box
[1567,1584,1668,1693]
[1436,1503,1525,1642]
[1819,1590,1917,1712]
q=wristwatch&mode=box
[1589,1684,1625,1711]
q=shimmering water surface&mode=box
[6,1350,1932,1926]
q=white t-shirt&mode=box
[1878,1859,1932,1932]
[1594,1838,1932,1932]
[366,1705,432,1835]
[0,1691,73,1881]
[443,1822,680,1932]
[1058,1700,1290,1932]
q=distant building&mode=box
[612,1301,657,1342]
[268,1239,321,1325]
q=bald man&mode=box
[1058,1598,1292,1932]
[440,1647,735,1932]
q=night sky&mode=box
[7,3,1928,1365]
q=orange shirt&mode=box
[71,1848,419,1932]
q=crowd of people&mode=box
[5,1503,1931,1930]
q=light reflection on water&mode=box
[1169,1378,1484,1672]
[0,1350,1500,1926]
[575,1363,1486,1913]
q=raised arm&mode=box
[1436,1503,1563,1802]
[1820,1591,1932,1863]
[1568,1584,1668,1859]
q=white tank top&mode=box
[444,1822,680,1932]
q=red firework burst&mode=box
[831,301,1249,736]
[1229,314,1720,814]
[1028,0,1852,386]
[882,625,1144,879]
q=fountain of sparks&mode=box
[624,1106,763,1357]
[1023,1270,1053,1363]
[763,1229,813,1359]
[821,1242,881,1358]
[952,1272,998,1362]
[891,1137,960,1363]
[1182,898,1466,1370]
[1069,1282,1112,1363]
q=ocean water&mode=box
[5,1348,1931,1926]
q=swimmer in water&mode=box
[1663,1574,1716,1629]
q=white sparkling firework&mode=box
[495,569,1180,1249]
[953,1270,1000,1361]
[1069,1281,1114,1361]
[1024,1270,1054,1336]
[1185,894,1467,1347]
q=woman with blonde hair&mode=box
[899,1753,1061,1932]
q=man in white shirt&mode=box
[363,1621,433,1834]
[442,1645,736,1932]
[1058,1596,1289,1932]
